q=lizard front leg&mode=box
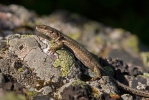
[49,40,64,54]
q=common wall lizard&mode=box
[36,25,149,97]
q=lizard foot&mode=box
[91,76,105,84]
[91,76,101,81]
[49,47,57,54]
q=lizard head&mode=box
[36,25,60,40]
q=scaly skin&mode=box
[36,25,149,97]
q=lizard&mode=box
[36,25,149,97]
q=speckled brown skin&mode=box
[36,25,149,97]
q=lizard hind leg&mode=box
[91,67,105,84]
[91,75,105,85]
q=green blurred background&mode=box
[1,0,149,47]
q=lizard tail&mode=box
[99,65,149,97]
[110,75,149,97]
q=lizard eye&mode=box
[50,29,58,38]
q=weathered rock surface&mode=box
[0,3,149,100]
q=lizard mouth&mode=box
[36,25,52,35]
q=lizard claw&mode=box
[48,48,57,54]
[91,76,101,81]
[91,76,105,84]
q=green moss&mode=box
[6,34,30,44]
[67,32,81,40]
[93,93,101,99]
[53,49,75,77]
[18,68,23,72]
[49,41,75,77]
[26,91,37,99]
[138,73,149,79]
[3,92,26,100]
[83,21,100,32]
[49,41,58,47]
[103,66,114,76]
[140,52,149,67]
[95,36,105,45]
[1,48,6,51]
[143,73,149,78]
[125,35,139,53]
[71,80,87,88]
[21,34,33,38]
